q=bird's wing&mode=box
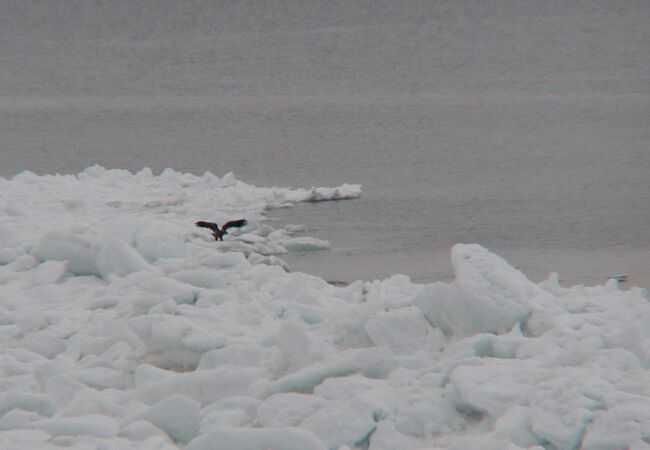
[221,219,248,231]
[195,221,220,231]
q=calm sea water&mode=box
[1,1,648,286]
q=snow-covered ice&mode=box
[1,167,649,449]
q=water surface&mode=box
[1,1,648,286]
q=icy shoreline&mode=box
[1,167,649,450]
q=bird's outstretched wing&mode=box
[195,221,220,231]
[222,219,248,231]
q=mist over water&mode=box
[1,1,648,286]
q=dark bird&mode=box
[196,219,248,241]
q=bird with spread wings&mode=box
[195,219,248,241]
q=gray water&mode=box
[1,1,648,286]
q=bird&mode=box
[195,219,248,241]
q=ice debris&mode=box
[0,167,649,449]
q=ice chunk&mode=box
[73,367,130,390]
[257,393,326,427]
[137,366,271,405]
[364,306,445,355]
[198,251,248,269]
[219,172,237,187]
[275,320,317,374]
[146,277,197,305]
[126,394,200,444]
[185,427,326,450]
[313,375,389,402]
[529,377,605,450]
[119,420,167,441]
[96,238,153,278]
[171,269,228,289]
[33,231,99,276]
[301,404,376,449]
[262,348,393,397]
[14,311,48,333]
[581,401,650,450]
[318,304,376,350]
[369,420,435,450]
[201,396,261,429]
[236,233,266,244]
[450,244,543,334]
[0,409,45,431]
[0,247,24,265]
[31,260,67,285]
[134,231,189,262]
[30,414,119,438]
[9,254,39,272]
[197,344,270,370]
[493,406,541,448]
[302,184,362,202]
[415,244,543,336]
[19,333,66,359]
[128,315,209,370]
[282,237,330,253]
[134,364,174,388]
[182,331,228,353]
[78,164,106,178]
[392,387,463,439]
[449,363,545,418]
[0,393,55,417]
[56,389,126,418]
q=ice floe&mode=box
[0,167,649,449]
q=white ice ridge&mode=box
[1,166,359,270]
[1,167,649,450]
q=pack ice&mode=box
[0,166,649,450]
